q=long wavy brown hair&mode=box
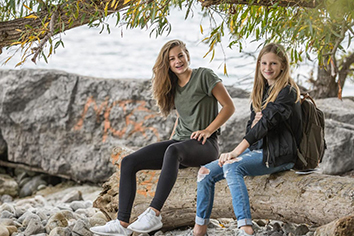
[152,39,190,116]
[251,43,300,112]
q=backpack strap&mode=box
[301,93,317,107]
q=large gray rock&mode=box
[316,98,354,175]
[0,69,353,183]
[218,98,250,152]
[0,69,175,183]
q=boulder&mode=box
[316,98,354,175]
[0,69,175,183]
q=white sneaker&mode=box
[127,208,163,233]
[235,229,254,236]
[89,219,132,236]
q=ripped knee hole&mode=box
[197,167,210,182]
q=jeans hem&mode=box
[196,216,209,225]
[237,218,253,228]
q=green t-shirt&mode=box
[172,67,222,141]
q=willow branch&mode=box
[31,11,58,63]
[0,0,131,51]
[198,0,322,8]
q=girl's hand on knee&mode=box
[218,152,237,167]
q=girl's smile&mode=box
[260,52,284,85]
[169,46,190,75]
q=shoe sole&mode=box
[89,228,131,236]
[128,222,163,233]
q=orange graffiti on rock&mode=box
[76,97,162,198]
[74,96,161,143]
[74,97,108,131]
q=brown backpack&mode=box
[293,93,326,170]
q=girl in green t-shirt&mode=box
[90,39,235,236]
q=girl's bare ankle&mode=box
[119,220,129,228]
[240,225,254,235]
[193,224,207,236]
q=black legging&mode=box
[117,136,219,223]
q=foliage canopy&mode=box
[0,0,353,95]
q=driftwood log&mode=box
[93,147,354,231]
[315,215,354,236]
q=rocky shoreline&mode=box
[0,170,316,236]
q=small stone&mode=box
[269,232,283,236]
[5,226,17,235]
[254,219,267,227]
[24,218,45,235]
[36,209,51,221]
[69,201,86,211]
[0,174,18,197]
[33,195,47,207]
[72,219,91,236]
[0,225,9,236]
[14,206,27,218]
[18,212,41,226]
[0,195,13,203]
[37,185,47,191]
[19,176,47,198]
[45,212,69,233]
[0,203,15,214]
[89,217,106,228]
[282,222,296,235]
[0,219,14,226]
[0,211,14,219]
[48,227,71,236]
[295,224,309,235]
[272,222,282,232]
[61,190,83,203]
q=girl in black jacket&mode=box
[189,43,302,236]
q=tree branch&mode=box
[31,10,58,63]
[0,0,129,51]
[338,52,354,89]
[198,0,323,8]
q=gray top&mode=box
[172,67,221,140]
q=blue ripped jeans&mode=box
[195,149,294,228]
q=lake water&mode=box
[1,8,353,96]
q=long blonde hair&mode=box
[251,43,300,112]
[152,39,190,116]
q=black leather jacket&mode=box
[244,85,302,167]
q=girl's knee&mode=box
[165,144,184,163]
[197,166,210,182]
[120,155,138,171]
[223,158,243,178]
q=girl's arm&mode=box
[169,111,179,140]
[191,82,235,144]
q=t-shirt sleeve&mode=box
[201,68,222,96]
